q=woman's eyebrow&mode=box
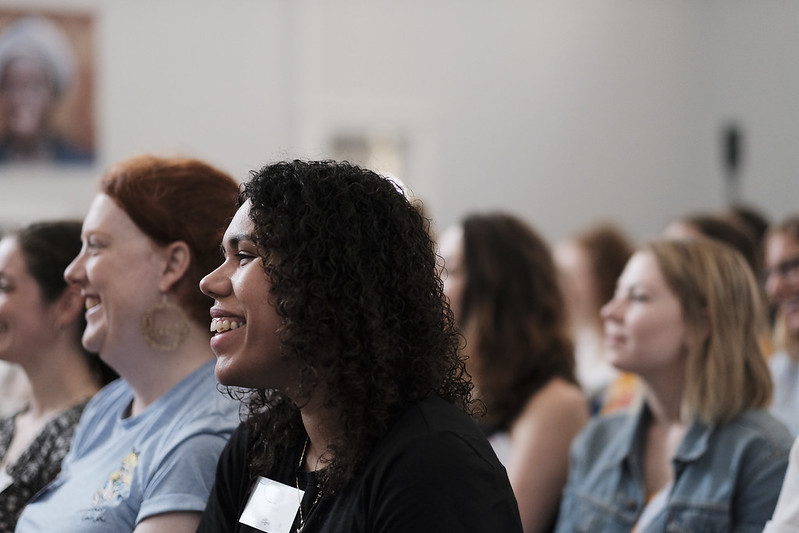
[219,233,255,255]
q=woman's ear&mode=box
[158,241,191,293]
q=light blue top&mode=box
[555,402,792,533]
[16,359,239,532]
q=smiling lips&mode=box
[82,295,245,336]
[210,317,245,334]
[604,329,626,348]
[781,297,799,313]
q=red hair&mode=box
[101,155,240,326]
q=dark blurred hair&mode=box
[676,212,760,276]
[15,221,116,385]
[100,155,240,326]
[241,160,469,492]
[728,204,770,245]
[459,212,576,430]
[574,223,634,324]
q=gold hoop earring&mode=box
[141,294,190,352]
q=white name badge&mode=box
[0,470,13,493]
[239,476,303,533]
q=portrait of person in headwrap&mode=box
[0,15,94,164]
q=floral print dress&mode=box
[0,401,87,532]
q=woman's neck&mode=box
[299,392,340,472]
[123,325,214,417]
[643,371,686,425]
[22,342,99,420]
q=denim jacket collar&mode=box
[674,415,714,463]
[610,402,715,468]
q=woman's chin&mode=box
[213,358,249,389]
[81,331,103,356]
[783,306,799,337]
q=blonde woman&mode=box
[556,238,792,532]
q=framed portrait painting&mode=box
[0,10,95,165]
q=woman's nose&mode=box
[600,297,620,322]
[765,272,782,303]
[199,264,227,299]
[64,252,85,285]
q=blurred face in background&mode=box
[601,251,687,380]
[663,220,700,240]
[438,224,465,324]
[0,56,56,143]
[554,240,598,328]
[765,232,799,336]
[0,236,59,364]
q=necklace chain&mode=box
[296,437,322,533]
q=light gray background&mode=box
[1,0,797,244]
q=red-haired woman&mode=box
[16,156,241,533]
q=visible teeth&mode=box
[210,318,243,334]
[85,298,100,310]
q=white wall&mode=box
[1,0,797,244]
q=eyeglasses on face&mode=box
[764,256,799,283]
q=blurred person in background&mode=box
[554,222,635,414]
[766,432,799,532]
[556,238,790,532]
[0,362,29,418]
[440,212,588,533]
[0,221,114,532]
[764,216,799,436]
[664,211,759,276]
[0,228,31,419]
[727,204,771,259]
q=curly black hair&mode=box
[240,160,470,493]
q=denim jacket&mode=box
[555,403,792,533]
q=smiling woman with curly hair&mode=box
[197,160,523,533]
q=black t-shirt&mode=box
[197,395,523,533]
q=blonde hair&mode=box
[648,238,772,423]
